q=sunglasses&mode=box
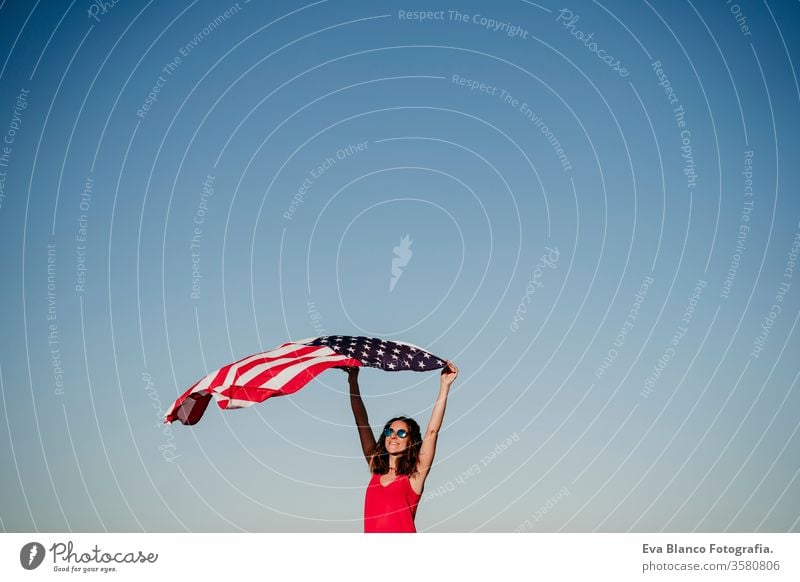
[383,427,408,439]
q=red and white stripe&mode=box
[164,340,359,425]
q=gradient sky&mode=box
[0,0,799,532]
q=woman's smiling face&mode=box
[384,420,410,455]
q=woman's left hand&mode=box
[441,360,458,386]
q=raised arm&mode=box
[411,360,458,494]
[346,367,377,465]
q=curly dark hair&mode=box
[369,416,422,476]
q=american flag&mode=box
[165,336,446,425]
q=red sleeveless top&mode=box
[364,473,421,533]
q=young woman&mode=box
[344,360,459,533]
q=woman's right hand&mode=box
[341,366,359,381]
